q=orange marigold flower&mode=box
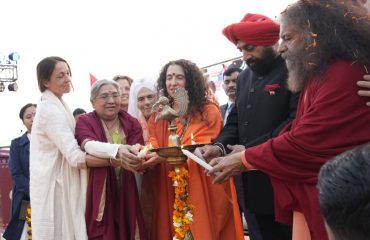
[169,166,194,239]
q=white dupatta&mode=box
[30,90,88,240]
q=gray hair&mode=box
[90,79,120,102]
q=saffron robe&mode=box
[75,110,148,240]
[142,102,244,240]
[244,60,370,240]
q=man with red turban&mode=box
[209,1,370,239]
[201,13,297,240]
[223,13,280,47]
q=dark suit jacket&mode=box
[4,133,30,240]
[220,103,228,120]
[215,56,299,214]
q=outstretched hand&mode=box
[207,152,246,184]
[198,145,222,163]
[139,152,167,170]
[358,74,370,106]
[117,145,144,172]
[227,144,245,154]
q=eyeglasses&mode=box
[95,92,120,102]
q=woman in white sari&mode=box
[30,56,141,240]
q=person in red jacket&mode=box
[208,1,370,239]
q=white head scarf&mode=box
[128,77,157,119]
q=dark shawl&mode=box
[75,110,147,240]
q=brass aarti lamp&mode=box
[150,87,201,167]
[150,87,199,240]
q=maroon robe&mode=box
[244,60,370,240]
[75,110,148,240]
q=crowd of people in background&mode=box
[3,1,370,240]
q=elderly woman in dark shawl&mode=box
[75,79,147,240]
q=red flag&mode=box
[89,73,97,86]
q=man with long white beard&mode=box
[208,1,370,239]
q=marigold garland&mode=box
[169,167,194,240]
[26,205,32,240]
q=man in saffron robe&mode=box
[208,1,370,240]
[75,79,147,240]
[140,59,244,240]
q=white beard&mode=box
[286,59,309,93]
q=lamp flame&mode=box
[190,133,196,145]
[138,145,149,158]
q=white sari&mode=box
[30,90,88,240]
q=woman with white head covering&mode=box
[128,77,157,199]
[128,77,157,145]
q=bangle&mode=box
[213,143,225,156]
[108,158,113,166]
[120,158,123,167]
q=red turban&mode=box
[223,13,280,46]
